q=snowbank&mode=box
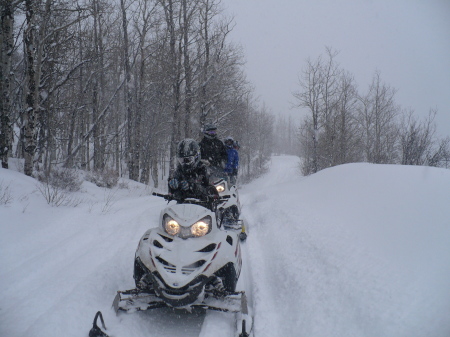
[242,156,450,337]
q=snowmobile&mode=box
[214,177,247,241]
[89,192,253,337]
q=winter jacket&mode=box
[168,162,216,201]
[224,147,239,175]
[199,137,228,169]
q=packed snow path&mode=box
[1,156,450,337]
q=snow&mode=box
[1,156,450,337]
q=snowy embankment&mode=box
[242,156,450,337]
[1,156,449,337]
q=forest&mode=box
[1,0,278,186]
[1,0,448,187]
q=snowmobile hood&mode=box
[138,226,237,289]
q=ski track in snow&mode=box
[2,157,450,337]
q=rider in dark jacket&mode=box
[199,123,228,181]
[168,139,218,205]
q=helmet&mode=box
[177,139,201,171]
[203,123,217,139]
[224,136,234,148]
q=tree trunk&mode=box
[23,0,37,176]
[182,0,194,138]
[121,0,138,180]
[0,0,14,168]
[199,0,210,131]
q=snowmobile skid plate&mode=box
[113,288,246,314]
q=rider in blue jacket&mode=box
[223,137,239,185]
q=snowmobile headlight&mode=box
[216,183,225,193]
[191,216,212,237]
[164,215,180,236]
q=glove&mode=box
[212,277,225,292]
[169,179,179,189]
[201,159,210,167]
[180,180,190,191]
[207,194,219,202]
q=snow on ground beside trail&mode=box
[1,156,450,337]
[241,155,450,337]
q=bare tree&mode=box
[120,0,139,180]
[0,0,19,168]
[3,0,273,188]
[22,0,40,176]
[427,137,450,168]
[158,0,183,169]
[333,71,362,165]
[293,48,342,174]
[357,71,399,164]
[293,55,323,173]
[398,109,449,166]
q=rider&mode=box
[168,139,218,207]
[223,137,239,185]
[199,123,228,182]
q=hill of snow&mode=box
[242,157,450,337]
[1,156,449,337]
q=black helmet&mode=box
[203,123,217,139]
[224,136,234,148]
[177,139,201,171]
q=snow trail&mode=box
[2,157,450,337]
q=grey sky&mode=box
[226,0,450,136]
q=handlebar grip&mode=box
[152,192,171,200]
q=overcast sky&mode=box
[225,0,450,137]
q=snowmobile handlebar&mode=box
[152,192,169,199]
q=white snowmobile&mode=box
[214,177,247,241]
[89,192,253,337]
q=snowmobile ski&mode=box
[88,311,109,337]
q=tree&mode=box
[398,109,450,167]
[0,0,19,168]
[120,0,139,180]
[22,0,40,176]
[357,71,399,164]
[3,0,274,188]
[293,48,342,174]
[333,71,362,165]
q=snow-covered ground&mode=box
[1,156,449,337]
